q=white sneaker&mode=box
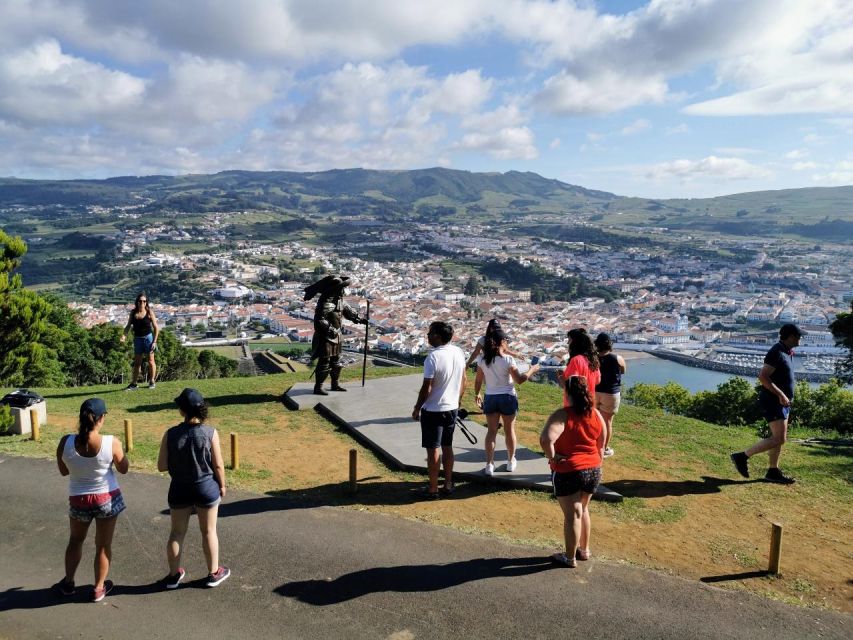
[603,447,615,458]
[507,457,517,472]
[484,463,495,476]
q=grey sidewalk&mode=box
[286,373,621,500]
[1,456,849,640]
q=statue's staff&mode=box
[361,299,370,386]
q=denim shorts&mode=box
[134,333,154,355]
[483,393,518,416]
[69,489,126,522]
[420,409,457,449]
[168,478,221,509]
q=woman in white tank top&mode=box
[54,398,128,602]
[474,330,539,475]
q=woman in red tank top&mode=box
[540,376,605,567]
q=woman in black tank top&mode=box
[594,334,627,458]
[120,292,159,390]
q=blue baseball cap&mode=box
[80,397,108,417]
[175,388,205,409]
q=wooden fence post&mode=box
[230,433,239,471]
[124,419,133,452]
[769,522,783,575]
[29,408,40,441]
[349,449,358,494]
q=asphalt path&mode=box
[0,455,848,639]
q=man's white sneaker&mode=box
[484,463,495,476]
[603,447,615,458]
[507,457,517,472]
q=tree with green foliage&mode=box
[624,382,691,414]
[686,377,761,426]
[464,275,481,296]
[829,301,853,383]
[152,329,200,381]
[0,229,67,386]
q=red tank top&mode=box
[550,409,603,473]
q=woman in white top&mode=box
[474,329,540,475]
[54,398,129,602]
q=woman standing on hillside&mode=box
[594,333,627,458]
[540,376,605,568]
[54,398,129,601]
[120,292,159,390]
[474,329,540,475]
[157,388,230,589]
[561,328,601,404]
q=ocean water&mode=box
[542,353,833,394]
[621,355,746,393]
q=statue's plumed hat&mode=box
[303,274,351,300]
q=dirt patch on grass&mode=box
[228,413,852,612]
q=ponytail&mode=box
[483,329,507,366]
[565,376,593,416]
[77,411,98,447]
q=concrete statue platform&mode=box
[285,373,621,502]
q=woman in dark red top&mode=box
[560,328,600,406]
[540,376,605,567]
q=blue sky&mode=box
[0,0,851,198]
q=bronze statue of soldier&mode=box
[303,275,367,395]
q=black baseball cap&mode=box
[80,398,108,417]
[175,388,205,409]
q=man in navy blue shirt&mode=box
[731,324,802,484]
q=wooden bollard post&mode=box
[769,522,783,575]
[349,449,358,494]
[230,433,239,470]
[124,419,133,452]
[29,408,40,441]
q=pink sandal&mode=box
[576,548,591,561]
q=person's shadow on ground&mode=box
[605,476,763,498]
[0,581,169,611]
[275,556,554,605]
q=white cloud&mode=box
[666,123,689,135]
[621,118,651,135]
[549,137,561,149]
[0,39,145,125]
[784,149,809,160]
[645,156,772,182]
[536,70,667,115]
[455,126,538,160]
[422,69,492,114]
[713,147,761,156]
[811,160,853,185]
[792,161,818,171]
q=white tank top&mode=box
[62,434,120,496]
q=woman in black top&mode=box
[120,292,159,390]
[594,333,626,458]
[156,388,230,589]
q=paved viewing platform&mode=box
[285,373,622,501]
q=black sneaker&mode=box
[730,452,750,478]
[764,468,796,484]
[162,567,186,590]
[206,566,230,587]
[52,578,75,596]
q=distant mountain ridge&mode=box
[0,168,851,233]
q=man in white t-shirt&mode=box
[412,321,467,499]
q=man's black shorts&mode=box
[420,409,457,449]
[759,391,791,422]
